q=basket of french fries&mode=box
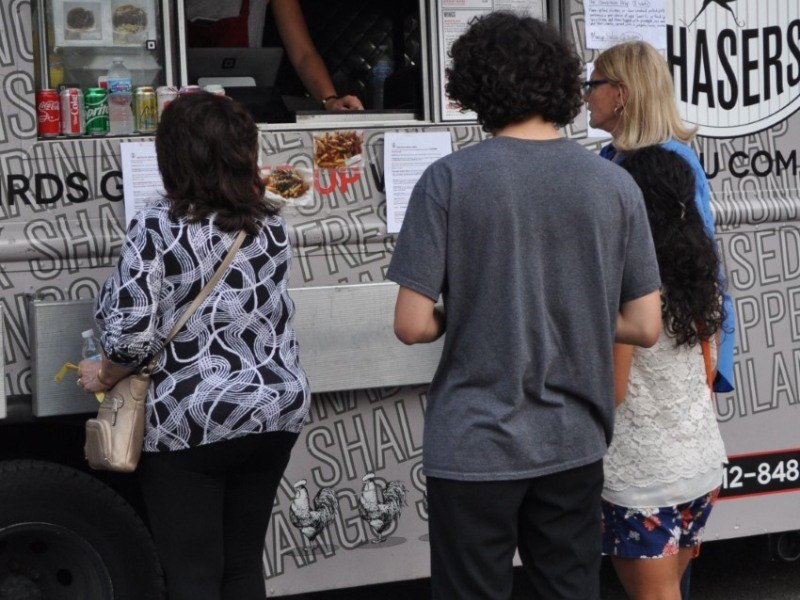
[260,165,313,206]
[313,131,363,169]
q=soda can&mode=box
[36,89,61,137]
[134,86,158,134]
[155,86,178,119]
[84,88,110,135]
[178,85,202,95]
[60,87,84,136]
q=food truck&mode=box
[1,0,799,596]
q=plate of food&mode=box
[66,6,98,32]
[56,2,106,45]
[313,131,363,169]
[112,3,148,42]
[261,165,313,206]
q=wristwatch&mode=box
[321,95,338,109]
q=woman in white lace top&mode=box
[602,146,728,599]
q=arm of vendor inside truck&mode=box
[393,286,446,345]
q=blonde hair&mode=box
[594,41,695,151]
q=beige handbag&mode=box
[84,230,246,472]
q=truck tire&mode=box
[0,460,164,600]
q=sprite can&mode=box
[84,88,109,135]
[134,86,158,134]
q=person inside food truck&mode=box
[186,0,364,110]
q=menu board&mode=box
[584,0,666,50]
[436,0,546,121]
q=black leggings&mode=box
[138,431,298,600]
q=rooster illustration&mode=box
[289,479,339,553]
[357,473,408,543]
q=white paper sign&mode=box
[384,131,453,233]
[584,0,666,50]
[120,141,164,227]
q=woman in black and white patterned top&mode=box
[77,92,309,600]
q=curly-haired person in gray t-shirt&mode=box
[386,12,662,600]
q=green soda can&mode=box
[134,86,157,134]
[84,88,109,135]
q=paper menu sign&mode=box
[584,0,667,50]
[120,141,165,227]
[384,131,453,234]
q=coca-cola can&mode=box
[60,87,84,136]
[36,89,61,137]
[156,86,178,119]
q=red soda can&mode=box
[36,89,61,137]
[60,87,84,136]
[178,85,202,95]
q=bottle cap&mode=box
[81,329,94,338]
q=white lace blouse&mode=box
[603,333,728,507]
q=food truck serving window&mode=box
[182,0,428,125]
[33,0,554,136]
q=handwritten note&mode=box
[584,0,666,50]
[120,141,165,227]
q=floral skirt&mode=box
[601,488,720,559]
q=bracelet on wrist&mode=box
[97,368,114,388]
[321,95,339,109]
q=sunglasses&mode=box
[581,79,612,94]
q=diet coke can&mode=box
[60,87,84,136]
[36,89,61,137]
[155,86,178,119]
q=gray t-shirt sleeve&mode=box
[386,165,448,301]
[620,187,661,303]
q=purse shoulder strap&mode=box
[144,229,246,373]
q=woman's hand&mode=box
[77,358,109,393]
[77,358,133,393]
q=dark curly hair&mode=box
[445,12,583,132]
[620,146,724,347]
[155,92,273,235]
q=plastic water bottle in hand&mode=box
[81,329,101,361]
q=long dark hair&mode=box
[155,92,274,234]
[620,146,723,346]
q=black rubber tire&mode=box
[0,460,164,600]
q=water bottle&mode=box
[107,58,134,135]
[109,91,134,135]
[371,48,394,110]
[107,57,132,94]
[81,329,101,361]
